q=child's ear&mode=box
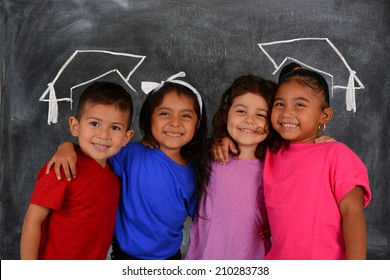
[321,107,333,124]
[69,116,79,137]
[122,130,134,147]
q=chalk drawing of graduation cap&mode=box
[39,50,146,124]
[258,38,364,112]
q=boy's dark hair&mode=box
[139,82,210,203]
[212,75,276,161]
[76,82,133,129]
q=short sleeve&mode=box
[30,164,69,211]
[331,144,371,207]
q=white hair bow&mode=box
[141,71,203,115]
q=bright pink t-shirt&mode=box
[31,150,120,260]
[263,142,371,260]
[185,156,270,260]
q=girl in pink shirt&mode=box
[185,75,275,259]
[263,63,371,259]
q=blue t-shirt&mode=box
[109,142,196,259]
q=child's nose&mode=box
[169,115,181,126]
[244,115,256,124]
[281,106,294,116]
[98,128,110,139]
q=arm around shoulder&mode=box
[45,142,78,181]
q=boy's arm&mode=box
[339,186,367,259]
[45,142,78,181]
[20,204,50,260]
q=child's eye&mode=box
[89,121,99,127]
[273,102,284,108]
[295,103,305,108]
[182,114,193,119]
[111,126,121,131]
[159,112,169,117]
[236,110,246,114]
[257,113,267,118]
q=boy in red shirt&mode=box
[20,82,134,259]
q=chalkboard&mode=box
[1,0,389,260]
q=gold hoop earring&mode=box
[318,123,326,132]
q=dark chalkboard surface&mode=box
[1,0,389,259]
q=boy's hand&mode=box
[45,142,77,181]
[211,137,237,164]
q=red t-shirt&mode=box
[31,150,120,259]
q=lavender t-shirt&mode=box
[186,156,270,260]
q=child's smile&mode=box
[238,127,258,134]
[163,130,184,137]
[92,143,110,151]
[280,122,298,128]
